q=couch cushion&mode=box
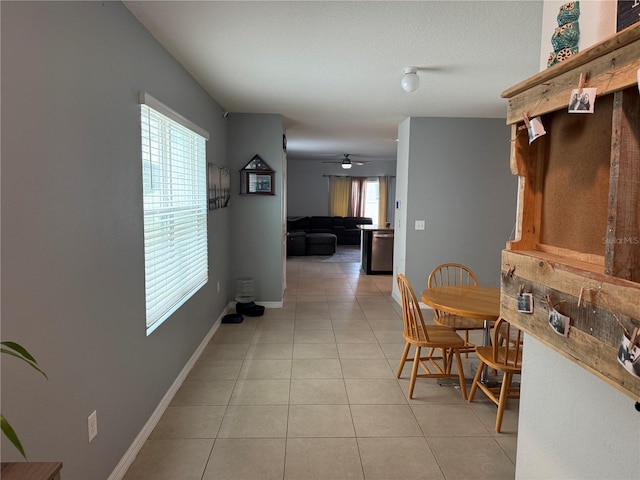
[305,233,337,255]
[287,231,306,256]
[309,216,334,232]
[306,232,337,244]
[288,216,310,232]
[344,217,372,229]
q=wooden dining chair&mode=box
[395,274,467,399]
[427,263,486,356]
[468,317,524,433]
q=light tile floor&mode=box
[124,257,518,480]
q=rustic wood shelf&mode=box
[501,24,640,401]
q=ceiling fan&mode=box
[322,154,369,169]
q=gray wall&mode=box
[517,337,639,479]
[228,114,286,303]
[394,117,516,297]
[287,159,397,219]
[1,2,229,478]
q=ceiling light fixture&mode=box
[401,66,420,93]
[341,159,353,169]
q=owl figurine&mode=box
[548,1,580,67]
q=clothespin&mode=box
[577,286,584,307]
[578,73,586,94]
[502,265,515,279]
[517,113,530,132]
[629,327,640,350]
[545,294,554,311]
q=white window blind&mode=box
[140,93,208,335]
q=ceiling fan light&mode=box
[401,66,420,93]
[341,161,352,169]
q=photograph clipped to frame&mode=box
[617,331,640,379]
[548,308,570,337]
[568,87,596,114]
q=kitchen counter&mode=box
[358,226,394,274]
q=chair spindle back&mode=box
[396,274,430,343]
[493,318,523,369]
[428,263,478,288]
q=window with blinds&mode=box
[139,93,209,335]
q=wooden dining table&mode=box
[420,285,501,323]
[421,285,501,384]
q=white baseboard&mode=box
[260,301,283,308]
[107,306,230,480]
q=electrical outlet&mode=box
[415,220,426,230]
[88,410,98,442]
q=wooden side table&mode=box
[1,462,62,480]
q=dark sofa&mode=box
[287,216,373,246]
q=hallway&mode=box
[123,259,517,479]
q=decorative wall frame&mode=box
[240,155,275,195]
[617,0,640,32]
[208,163,230,209]
[500,24,640,401]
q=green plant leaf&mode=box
[1,341,37,363]
[1,341,47,459]
[1,414,27,459]
[1,342,48,379]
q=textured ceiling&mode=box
[124,1,544,162]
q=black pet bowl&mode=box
[222,313,244,324]
[236,301,265,317]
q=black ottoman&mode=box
[287,231,306,256]
[306,233,337,255]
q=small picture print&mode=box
[527,116,546,145]
[517,293,534,313]
[617,335,640,379]
[568,87,596,114]
[548,308,570,337]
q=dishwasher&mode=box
[370,231,394,272]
